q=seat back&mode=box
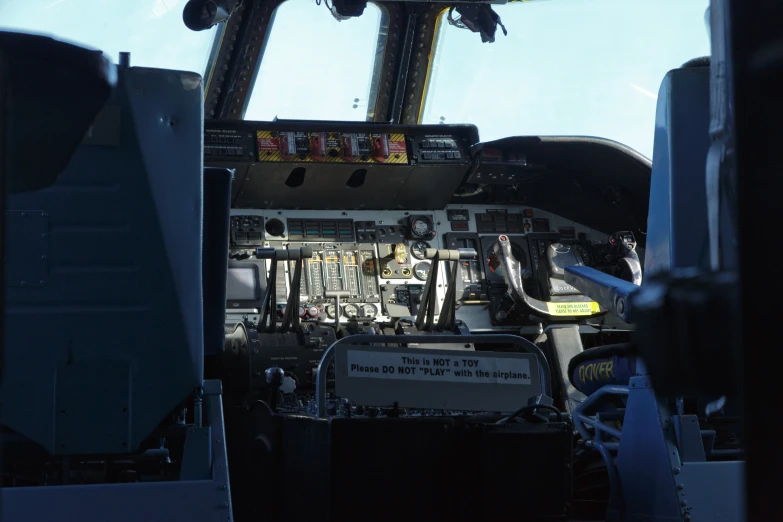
[645,63,711,276]
[566,62,712,394]
[2,64,204,455]
[203,167,233,356]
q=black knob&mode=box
[265,218,285,237]
[265,367,285,387]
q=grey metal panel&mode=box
[4,210,48,288]
[0,481,230,522]
[2,66,204,454]
[335,344,541,412]
[678,461,745,522]
[0,379,233,521]
[54,360,131,455]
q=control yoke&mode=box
[255,246,314,333]
[414,248,476,333]
[563,231,643,322]
[608,231,643,286]
[493,235,554,317]
[492,235,606,319]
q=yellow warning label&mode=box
[546,301,601,316]
[256,130,408,164]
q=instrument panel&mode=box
[226,205,628,332]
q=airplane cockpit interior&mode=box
[2,0,774,520]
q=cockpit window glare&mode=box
[244,0,388,122]
[420,0,710,159]
[0,0,219,78]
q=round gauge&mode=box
[410,241,431,260]
[410,217,433,238]
[361,303,378,319]
[326,304,340,318]
[413,261,430,281]
[344,304,359,318]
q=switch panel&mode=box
[475,211,524,234]
[231,215,264,246]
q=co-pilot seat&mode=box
[565,60,745,522]
[566,57,712,394]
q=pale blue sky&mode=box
[1,0,709,158]
[0,0,217,76]
[422,0,710,158]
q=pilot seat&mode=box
[1,33,234,522]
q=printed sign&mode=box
[334,346,542,412]
[346,350,531,385]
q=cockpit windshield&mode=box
[421,0,710,158]
[0,0,219,77]
[244,0,387,121]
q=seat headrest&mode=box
[568,343,638,396]
[682,56,710,68]
[644,65,711,276]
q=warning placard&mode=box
[346,350,531,385]
[546,301,600,316]
[335,346,542,412]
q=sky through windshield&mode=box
[0,0,710,158]
[422,0,711,158]
[0,0,218,76]
[244,0,386,121]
